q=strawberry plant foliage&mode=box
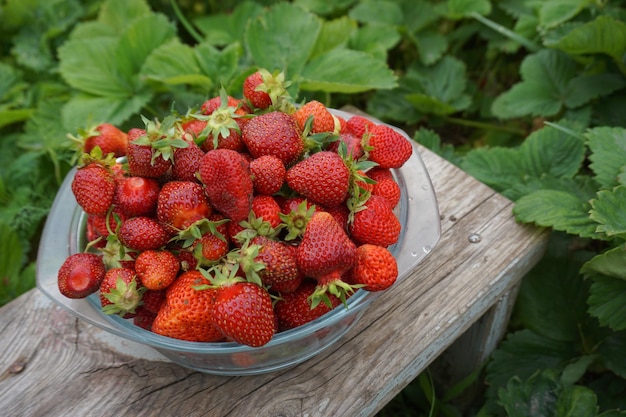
[492,49,626,119]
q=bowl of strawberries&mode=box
[36,69,441,375]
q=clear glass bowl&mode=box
[36,109,441,375]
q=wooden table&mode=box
[0,145,548,417]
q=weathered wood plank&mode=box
[0,146,548,417]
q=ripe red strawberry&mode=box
[176,248,199,272]
[199,149,253,222]
[135,249,180,290]
[71,123,128,158]
[99,267,144,318]
[349,195,401,247]
[296,211,356,301]
[57,253,106,299]
[190,215,231,264]
[180,118,207,138]
[274,280,341,331]
[86,209,126,241]
[327,131,364,160]
[126,128,172,178]
[241,111,304,166]
[194,232,231,264]
[201,95,245,115]
[141,289,166,314]
[278,197,318,241]
[251,195,282,229]
[286,151,350,207]
[249,155,286,195]
[133,306,157,330]
[157,181,212,231]
[172,139,204,182]
[251,235,301,292]
[212,278,275,347]
[293,100,336,134]
[242,71,272,109]
[325,203,350,231]
[114,176,161,218]
[346,244,398,292]
[368,167,401,208]
[152,270,223,342]
[269,272,303,294]
[118,216,170,251]
[367,124,413,169]
[346,115,376,139]
[71,162,116,216]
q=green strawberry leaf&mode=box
[310,16,356,59]
[193,1,264,46]
[404,56,471,115]
[491,50,622,118]
[581,246,626,281]
[349,23,401,56]
[245,2,321,79]
[446,0,491,19]
[554,384,600,417]
[141,39,212,90]
[97,0,152,34]
[410,30,448,65]
[507,175,598,204]
[590,93,626,129]
[513,190,601,239]
[413,128,458,163]
[596,330,626,379]
[0,222,25,306]
[193,42,240,92]
[348,0,404,26]
[58,37,130,96]
[560,355,599,386]
[538,0,591,30]
[115,13,177,88]
[402,0,439,33]
[499,370,599,417]
[461,146,523,192]
[492,50,576,119]
[366,87,422,125]
[586,127,626,190]
[520,121,586,179]
[564,73,626,109]
[299,48,397,93]
[515,254,591,342]
[485,330,580,408]
[589,187,626,239]
[588,275,626,331]
[62,92,152,132]
[547,15,626,63]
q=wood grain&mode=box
[0,145,548,417]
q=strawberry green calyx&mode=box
[171,217,230,249]
[301,115,340,153]
[309,273,362,309]
[134,114,189,164]
[256,68,295,114]
[225,241,265,287]
[233,211,281,244]
[190,89,243,150]
[196,261,245,290]
[95,209,135,269]
[101,277,145,317]
[279,199,316,241]
[77,145,118,169]
[340,141,378,224]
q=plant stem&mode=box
[170,0,205,44]
[443,116,526,135]
[470,12,540,53]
